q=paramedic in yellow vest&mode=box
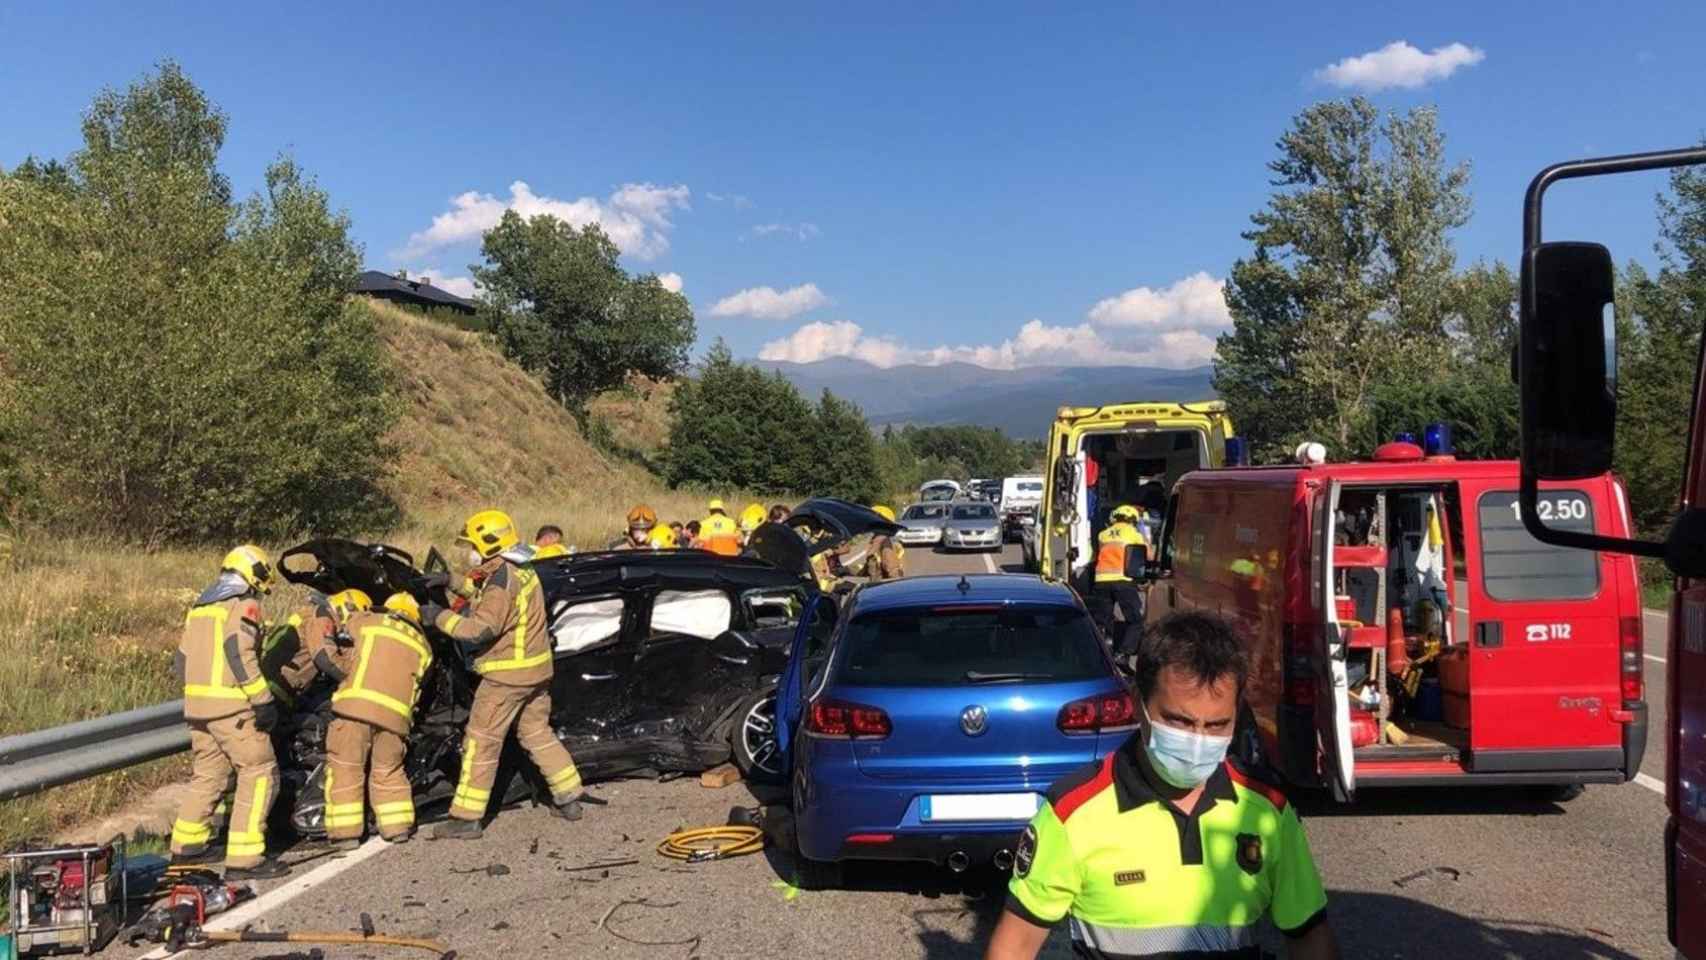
[699,499,742,556]
[865,505,906,580]
[170,545,289,880]
[422,510,583,839]
[1093,505,1150,657]
[988,612,1338,960]
[323,593,434,847]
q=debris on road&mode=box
[699,763,742,788]
[598,898,702,955]
[448,863,510,877]
[558,858,640,873]
[1391,866,1461,887]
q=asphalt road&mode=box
[116,542,1672,959]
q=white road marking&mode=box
[982,551,999,574]
[1648,653,1668,665]
[1635,772,1666,797]
[138,837,396,959]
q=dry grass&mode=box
[586,376,677,462]
[0,301,757,849]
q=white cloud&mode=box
[750,222,821,241]
[658,272,684,294]
[1314,41,1485,92]
[707,192,754,210]
[400,180,690,260]
[406,268,478,300]
[708,283,830,321]
[756,272,1232,370]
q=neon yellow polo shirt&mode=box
[1007,741,1327,957]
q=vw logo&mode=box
[960,705,988,736]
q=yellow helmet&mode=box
[1111,504,1140,524]
[739,503,767,532]
[871,505,896,523]
[221,544,276,594]
[707,498,727,514]
[327,588,373,621]
[382,592,422,625]
[648,523,678,549]
[627,504,658,530]
[458,509,519,559]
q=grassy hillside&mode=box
[586,376,677,468]
[0,299,728,847]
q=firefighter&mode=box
[699,499,742,556]
[422,510,583,839]
[648,522,678,549]
[531,524,570,560]
[609,505,657,550]
[323,593,433,848]
[169,546,289,879]
[739,503,767,546]
[865,505,906,581]
[1093,505,1150,657]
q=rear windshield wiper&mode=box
[964,671,1055,684]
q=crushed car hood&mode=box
[279,538,443,601]
[744,498,903,582]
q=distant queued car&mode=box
[774,574,1133,887]
[941,501,1001,552]
[895,502,948,546]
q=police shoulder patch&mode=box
[1235,832,1263,875]
[1014,824,1037,878]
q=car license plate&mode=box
[921,793,1040,822]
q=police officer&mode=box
[170,546,289,879]
[423,510,583,839]
[988,612,1339,960]
[1092,504,1150,657]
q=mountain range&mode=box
[754,357,1216,438]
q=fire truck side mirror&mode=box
[1520,240,1617,482]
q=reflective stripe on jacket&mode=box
[178,595,272,721]
[331,611,434,735]
[1094,523,1149,584]
[700,514,742,556]
[434,558,553,685]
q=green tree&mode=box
[806,391,883,503]
[0,62,396,540]
[473,211,695,413]
[1216,98,1471,458]
[661,342,815,493]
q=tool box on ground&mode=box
[3,839,126,956]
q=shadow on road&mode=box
[1294,786,1571,820]
[1326,889,1646,959]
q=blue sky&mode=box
[3,2,1701,369]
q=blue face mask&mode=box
[1142,704,1232,789]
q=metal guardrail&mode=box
[0,701,188,801]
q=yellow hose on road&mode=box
[656,824,765,863]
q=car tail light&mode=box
[845,833,894,844]
[1058,690,1137,733]
[807,698,892,739]
[1620,616,1644,704]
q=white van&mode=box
[1000,475,1045,541]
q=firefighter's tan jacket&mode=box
[178,595,273,722]
[434,557,552,686]
[330,610,433,737]
[261,598,342,702]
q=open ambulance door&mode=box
[1313,480,1357,801]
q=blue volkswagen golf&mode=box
[774,574,1133,886]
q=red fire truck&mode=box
[1146,440,1646,799]
[1514,146,1706,958]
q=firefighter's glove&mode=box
[418,572,450,592]
[420,601,448,628]
[252,701,280,733]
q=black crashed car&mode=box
[270,498,899,835]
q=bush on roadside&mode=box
[0,63,398,541]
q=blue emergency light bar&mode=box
[1424,422,1453,456]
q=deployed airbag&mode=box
[551,598,624,654]
[651,590,733,640]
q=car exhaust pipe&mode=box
[993,849,1014,871]
[946,851,970,873]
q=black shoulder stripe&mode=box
[1046,756,1110,806]
[489,563,513,591]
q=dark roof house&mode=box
[355,271,478,315]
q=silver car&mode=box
[895,502,947,545]
[941,502,1001,552]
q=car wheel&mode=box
[1529,783,1586,804]
[731,689,783,784]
